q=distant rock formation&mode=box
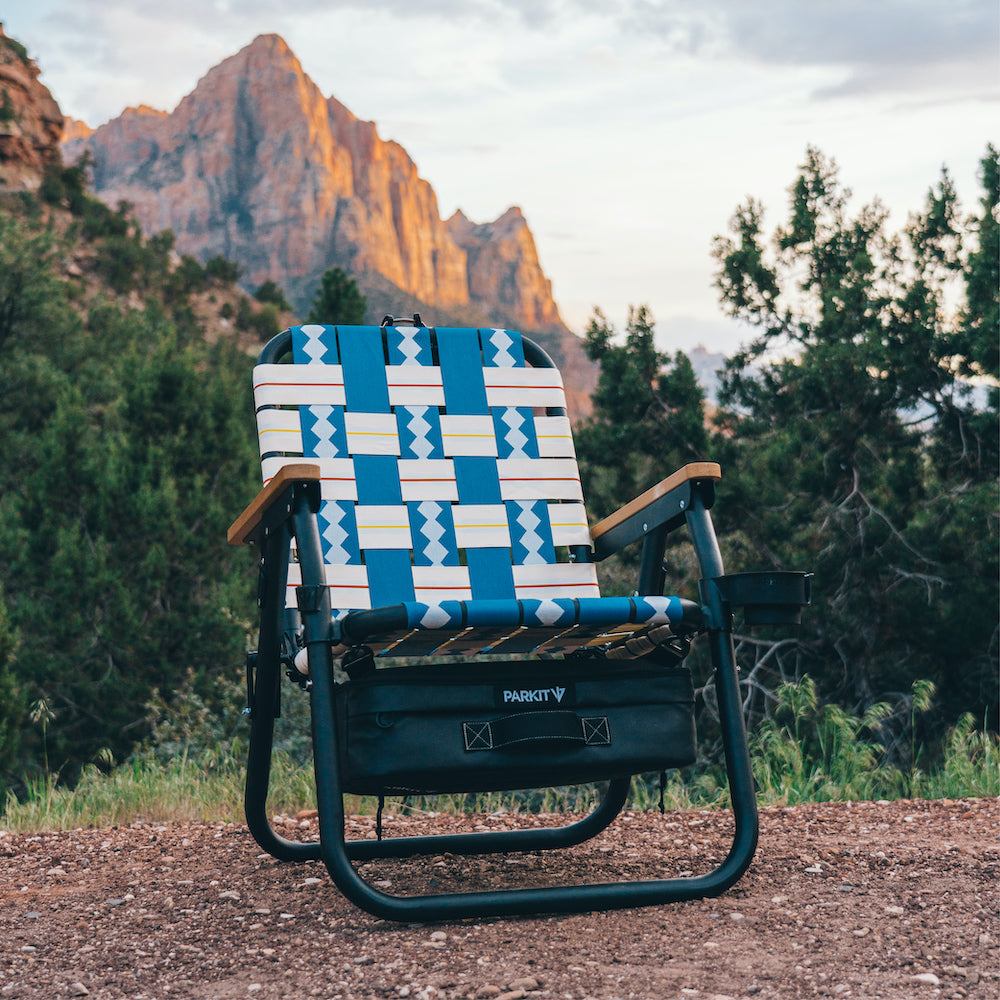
[0,24,63,194]
[61,33,569,336]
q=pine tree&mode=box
[574,305,710,594]
[711,145,999,731]
[306,267,366,325]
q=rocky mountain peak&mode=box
[59,34,568,335]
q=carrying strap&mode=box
[462,711,611,752]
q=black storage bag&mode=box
[334,659,696,795]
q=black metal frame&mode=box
[239,327,807,920]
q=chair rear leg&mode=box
[244,523,323,862]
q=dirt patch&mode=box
[1,798,996,1000]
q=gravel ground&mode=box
[1,797,996,1000]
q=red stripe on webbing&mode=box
[489,383,563,390]
[254,381,344,387]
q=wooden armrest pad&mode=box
[227,463,322,546]
[590,462,721,541]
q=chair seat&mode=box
[331,594,703,658]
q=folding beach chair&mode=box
[228,317,810,921]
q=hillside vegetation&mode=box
[0,144,997,813]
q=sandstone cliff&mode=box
[447,207,564,335]
[0,25,63,194]
[61,33,570,337]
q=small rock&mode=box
[853,927,871,937]
[885,906,904,916]
[429,931,447,941]
[45,867,66,876]
[496,991,526,1000]
[477,988,502,999]
[218,890,240,900]
[729,912,745,921]
[508,979,539,992]
[804,864,823,874]
[912,973,941,987]
[69,985,89,998]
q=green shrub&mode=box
[253,280,291,311]
[165,254,208,302]
[205,255,242,284]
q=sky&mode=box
[3,0,997,354]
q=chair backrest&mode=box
[253,323,600,615]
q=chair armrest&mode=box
[589,462,721,561]
[227,463,322,546]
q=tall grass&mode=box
[3,678,996,834]
[670,677,999,808]
[1,746,314,834]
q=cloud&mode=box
[623,0,999,99]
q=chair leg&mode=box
[245,684,324,862]
[296,491,759,920]
[244,523,323,863]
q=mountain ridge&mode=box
[60,33,569,338]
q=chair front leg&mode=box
[685,487,759,887]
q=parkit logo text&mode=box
[501,687,567,704]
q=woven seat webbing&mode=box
[253,324,598,614]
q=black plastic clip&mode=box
[296,585,328,614]
[380,314,424,328]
